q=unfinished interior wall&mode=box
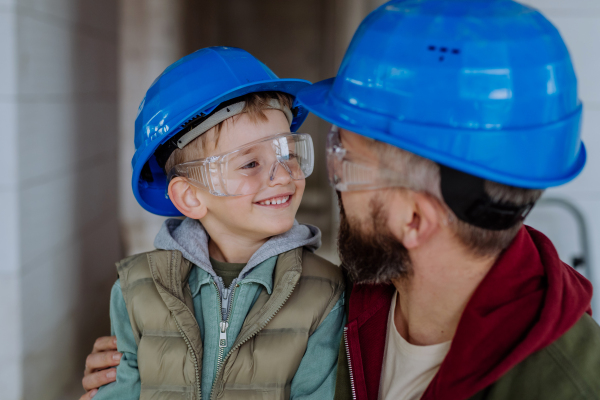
[118,0,188,255]
[0,0,120,399]
[0,2,21,398]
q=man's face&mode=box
[196,110,305,241]
[337,128,412,284]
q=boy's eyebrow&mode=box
[232,147,255,158]
[228,146,258,159]
[236,140,274,156]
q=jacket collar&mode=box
[188,255,280,297]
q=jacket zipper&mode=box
[209,275,299,400]
[172,311,202,400]
[344,327,358,400]
[213,281,239,382]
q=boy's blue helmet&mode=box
[297,0,585,190]
[132,47,311,216]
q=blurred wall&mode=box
[119,0,189,256]
[0,0,120,399]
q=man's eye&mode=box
[241,161,259,169]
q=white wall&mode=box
[0,0,120,398]
[523,0,600,318]
[0,1,23,398]
[118,0,188,256]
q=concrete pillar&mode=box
[118,0,189,255]
[0,0,121,398]
[0,2,22,398]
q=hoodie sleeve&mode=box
[289,292,346,400]
[93,281,141,400]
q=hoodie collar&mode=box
[421,226,592,400]
[154,217,321,293]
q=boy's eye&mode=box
[282,152,298,160]
[241,161,259,169]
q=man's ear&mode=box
[388,190,442,250]
[168,177,208,219]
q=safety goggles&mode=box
[168,133,314,197]
[326,126,411,192]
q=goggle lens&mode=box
[170,133,314,197]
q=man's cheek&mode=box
[341,191,371,221]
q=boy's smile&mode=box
[254,193,293,208]
[168,107,306,262]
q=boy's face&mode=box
[186,109,305,241]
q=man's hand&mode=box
[79,336,121,399]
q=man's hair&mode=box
[369,139,544,257]
[164,91,294,173]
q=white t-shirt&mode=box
[379,292,451,400]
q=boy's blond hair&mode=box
[165,91,294,173]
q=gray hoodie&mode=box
[154,217,321,319]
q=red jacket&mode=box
[343,226,593,400]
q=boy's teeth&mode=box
[259,195,290,205]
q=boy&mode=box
[88,46,345,400]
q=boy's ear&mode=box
[168,177,208,219]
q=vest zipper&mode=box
[172,311,202,400]
[209,275,299,400]
[343,327,357,400]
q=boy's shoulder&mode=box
[296,249,346,302]
[300,249,343,280]
[115,249,191,286]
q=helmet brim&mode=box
[297,78,586,189]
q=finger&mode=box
[82,368,117,391]
[85,351,122,375]
[92,336,117,353]
[78,389,98,400]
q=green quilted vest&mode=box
[117,247,344,400]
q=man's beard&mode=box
[337,193,412,284]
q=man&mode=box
[295,0,600,399]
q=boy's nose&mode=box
[268,160,293,184]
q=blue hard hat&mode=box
[297,0,585,189]
[132,46,311,216]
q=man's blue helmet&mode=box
[297,0,585,190]
[132,46,311,216]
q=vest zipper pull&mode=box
[219,321,229,348]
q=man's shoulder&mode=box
[547,313,600,393]
[476,314,600,399]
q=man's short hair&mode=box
[369,139,543,256]
[164,91,294,174]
